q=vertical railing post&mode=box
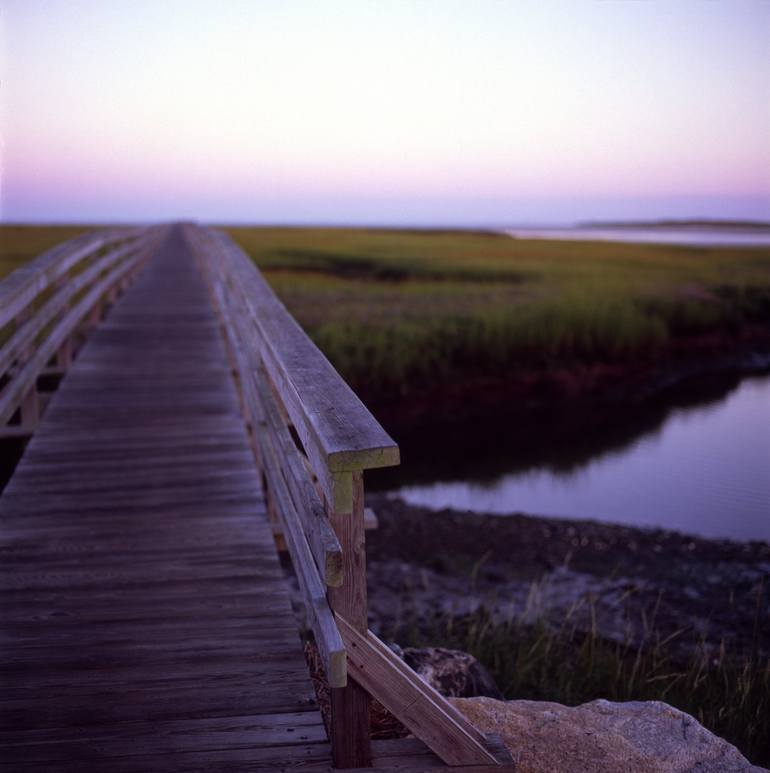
[54,275,73,372]
[327,470,371,768]
[19,387,39,432]
[56,337,73,371]
[14,308,39,432]
[88,300,102,327]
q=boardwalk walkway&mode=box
[0,229,334,770]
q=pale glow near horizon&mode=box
[1,1,769,224]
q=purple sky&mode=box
[2,1,769,225]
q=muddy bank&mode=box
[369,326,770,442]
[366,329,770,491]
[364,494,770,661]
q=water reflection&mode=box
[376,373,770,542]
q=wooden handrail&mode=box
[0,223,508,768]
[0,229,132,329]
[195,229,399,510]
[192,225,348,672]
[190,223,510,769]
[0,226,160,435]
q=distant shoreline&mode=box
[3,219,770,235]
[577,219,770,232]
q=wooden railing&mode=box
[0,226,161,437]
[188,224,509,769]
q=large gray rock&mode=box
[451,696,766,773]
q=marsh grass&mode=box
[0,225,91,280]
[389,583,770,766]
[227,228,770,400]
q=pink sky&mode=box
[2,1,769,225]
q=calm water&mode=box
[505,227,770,247]
[397,375,770,542]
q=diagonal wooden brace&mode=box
[336,613,511,767]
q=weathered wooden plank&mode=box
[205,248,353,511]
[0,225,330,771]
[0,246,151,425]
[328,471,372,767]
[0,237,154,378]
[195,227,400,474]
[0,424,34,440]
[4,743,335,773]
[249,395,347,688]
[251,365,343,586]
[204,258,344,586]
[337,615,502,767]
[0,230,129,329]
[0,682,319,730]
[0,712,328,763]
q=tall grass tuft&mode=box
[390,586,770,766]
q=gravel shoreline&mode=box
[364,494,770,660]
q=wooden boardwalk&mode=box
[0,229,339,770]
[0,227,511,772]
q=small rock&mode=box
[402,646,503,699]
[450,696,766,773]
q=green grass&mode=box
[390,593,769,766]
[0,225,92,280]
[226,227,770,401]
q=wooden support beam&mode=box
[19,386,39,432]
[37,389,56,417]
[204,258,344,588]
[270,522,288,552]
[250,402,347,688]
[88,301,102,326]
[0,248,150,426]
[272,507,374,548]
[336,615,507,767]
[56,337,73,370]
[0,425,33,440]
[328,471,371,769]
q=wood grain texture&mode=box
[0,230,160,428]
[328,472,372,768]
[337,616,506,767]
[0,238,150,377]
[202,251,343,587]
[0,232,109,329]
[0,226,329,771]
[192,227,400,476]
[0,224,512,771]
